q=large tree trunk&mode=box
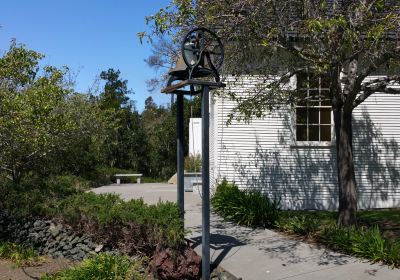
[334,107,358,226]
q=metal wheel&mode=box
[181,27,224,71]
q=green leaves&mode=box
[212,179,280,228]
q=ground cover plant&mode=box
[0,242,43,267]
[212,180,400,268]
[212,179,280,228]
[56,192,185,253]
[40,253,148,280]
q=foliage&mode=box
[212,179,280,228]
[0,242,42,267]
[142,96,201,180]
[275,214,320,236]
[184,154,201,172]
[0,175,89,218]
[40,253,148,280]
[0,42,69,182]
[320,225,400,268]
[147,0,400,225]
[56,192,185,250]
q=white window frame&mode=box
[291,72,335,147]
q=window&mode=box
[295,72,332,143]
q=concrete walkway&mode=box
[92,183,400,280]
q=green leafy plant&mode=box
[320,225,400,267]
[40,253,148,280]
[275,214,320,236]
[212,179,280,228]
[56,192,185,250]
[0,242,42,267]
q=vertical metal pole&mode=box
[201,86,210,280]
[177,93,185,223]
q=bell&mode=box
[168,54,214,82]
[168,55,189,80]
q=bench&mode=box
[114,174,143,184]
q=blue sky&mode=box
[0,0,171,111]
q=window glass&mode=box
[320,108,331,124]
[296,108,307,124]
[308,108,319,124]
[309,126,319,141]
[320,125,331,141]
[296,126,308,141]
[295,71,332,143]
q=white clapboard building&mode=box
[209,75,400,210]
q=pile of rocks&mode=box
[0,211,105,261]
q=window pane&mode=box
[320,125,331,141]
[320,108,331,124]
[308,90,319,103]
[309,108,319,124]
[296,125,307,141]
[296,90,307,105]
[320,75,330,88]
[296,108,307,124]
[309,76,319,89]
[309,126,319,141]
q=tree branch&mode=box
[353,76,400,108]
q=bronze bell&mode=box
[168,55,189,80]
[168,54,214,82]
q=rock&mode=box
[28,232,40,243]
[33,220,44,229]
[62,244,72,251]
[49,224,63,238]
[71,236,80,245]
[95,244,104,253]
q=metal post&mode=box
[201,86,210,280]
[176,93,185,222]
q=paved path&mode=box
[92,183,400,280]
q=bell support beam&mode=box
[176,93,185,223]
[201,85,211,280]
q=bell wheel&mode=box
[181,27,224,71]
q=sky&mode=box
[0,0,171,111]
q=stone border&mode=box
[0,211,106,261]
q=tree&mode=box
[0,42,71,182]
[98,68,146,171]
[146,0,400,225]
[0,42,111,182]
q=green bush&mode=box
[212,179,280,228]
[275,214,320,236]
[56,192,184,250]
[0,174,89,218]
[320,225,400,267]
[0,242,41,267]
[40,253,147,280]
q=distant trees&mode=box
[0,41,201,184]
[0,42,108,183]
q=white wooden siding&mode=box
[210,76,400,210]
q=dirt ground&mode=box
[0,257,72,280]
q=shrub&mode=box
[40,253,148,280]
[56,192,185,251]
[212,179,280,228]
[0,174,89,218]
[184,154,202,172]
[320,225,400,267]
[275,214,320,236]
[0,242,41,267]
